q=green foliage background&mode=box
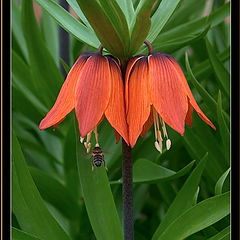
[12,0,230,239]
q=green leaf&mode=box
[145,2,230,54]
[76,0,130,59]
[152,154,208,240]
[148,0,182,42]
[157,192,230,240]
[185,52,229,124]
[22,0,64,107]
[152,21,210,54]
[12,0,28,61]
[217,91,230,156]
[111,159,195,184]
[74,120,124,240]
[12,131,71,240]
[215,168,230,195]
[207,226,230,240]
[65,0,92,28]
[41,9,59,65]
[33,0,100,48]
[192,47,230,80]
[12,51,48,115]
[12,227,41,240]
[205,38,230,97]
[129,0,156,55]
[29,166,81,220]
[115,0,134,26]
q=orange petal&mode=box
[148,54,188,135]
[140,109,153,138]
[185,99,193,127]
[105,57,129,144]
[39,55,89,130]
[125,55,145,114]
[126,57,151,147]
[167,55,216,130]
[75,55,111,137]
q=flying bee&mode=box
[91,146,107,170]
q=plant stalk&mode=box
[122,140,133,240]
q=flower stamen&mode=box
[84,132,92,153]
[152,107,171,152]
[94,126,100,147]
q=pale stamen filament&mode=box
[94,126,100,147]
[153,108,171,152]
[84,132,92,153]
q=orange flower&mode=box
[125,50,216,151]
[39,50,128,151]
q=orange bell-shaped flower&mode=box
[125,42,215,150]
[39,48,128,151]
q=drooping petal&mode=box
[105,57,129,144]
[167,55,216,130]
[125,55,145,114]
[148,54,188,135]
[185,99,193,126]
[140,109,153,138]
[75,54,111,137]
[126,57,151,147]
[39,55,89,130]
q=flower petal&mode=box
[75,55,111,137]
[185,99,193,126]
[125,55,144,114]
[140,109,153,138]
[148,54,188,135]
[126,57,151,147]
[105,57,129,144]
[39,55,89,130]
[167,56,216,130]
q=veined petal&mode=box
[126,57,151,147]
[39,55,89,130]
[105,57,129,144]
[75,55,111,137]
[125,55,144,114]
[185,100,193,126]
[140,109,153,138]
[148,54,188,135]
[167,56,216,130]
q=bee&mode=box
[91,146,106,170]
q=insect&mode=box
[91,146,107,170]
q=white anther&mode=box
[154,141,162,153]
[166,139,171,150]
[80,137,84,143]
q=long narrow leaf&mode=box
[12,131,71,240]
[152,154,208,240]
[76,0,130,59]
[33,0,100,48]
[74,119,124,240]
[130,0,156,55]
[148,0,182,42]
[115,0,134,26]
[205,38,230,97]
[215,168,230,195]
[157,192,230,240]
[12,227,40,240]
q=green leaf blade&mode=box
[12,131,71,240]
[152,154,208,240]
[157,192,230,240]
[75,121,123,240]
